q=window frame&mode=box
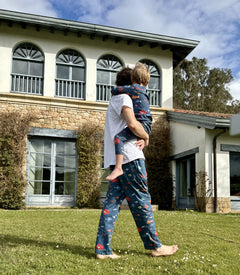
[11,42,44,95]
[96,54,123,102]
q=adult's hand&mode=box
[136,138,149,150]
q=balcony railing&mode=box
[96,84,113,102]
[148,89,161,106]
[97,84,161,106]
[55,79,85,99]
[11,74,43,95]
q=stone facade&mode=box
[0,93,165,132]
[205,197,231,213]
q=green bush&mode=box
[0,112,35,209]
[145,116,173,210]
[76,122,103,208]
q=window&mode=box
[139,59,161,106]
[27,138,77,206]
[230,152,240,197]
[96,54,123,101]
[56,49,85,99]
[11,43,44,95]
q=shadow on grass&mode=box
[1,234,95,259]
[1,234,148,258]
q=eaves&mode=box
[0,9,199,67]
[167,110,231,129]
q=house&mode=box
[0,9,238,212]
[168,109,240,213]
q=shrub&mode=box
[194,171,213,212]
[76,122,103,208]
[145,116,173,210]
[0,112,36,209]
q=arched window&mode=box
[11,43,44,95]
[96,54,123,101]
[56,49,85,99]
[139,59,161,106]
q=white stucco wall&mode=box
[0,23,173,108]
[206,130,240,198]
[170,121,206,171]
[170,122,240,199]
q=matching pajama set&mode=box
[95,158,162,255]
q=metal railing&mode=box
[148,89,161,106]
[97,84,161,106]
[11,74,43,95]
[96,84,113,102]
[55,79,85,99]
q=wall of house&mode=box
[205,129,240,212]
[169,121,206,171]
[0,22,173,108]
[170,123,240,213]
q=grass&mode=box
[0,209,239,275]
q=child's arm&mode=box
[111,85,136,97]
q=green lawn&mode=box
[0,209,239,275]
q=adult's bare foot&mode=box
[106,168,123,181]
[151,245,178,257]
[96,252,121,259]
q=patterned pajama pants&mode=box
[114,127,136,155]
[95,158,162,255]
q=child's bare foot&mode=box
[96,252,121,259]
[106,168,123,181]
[151,245,178,257]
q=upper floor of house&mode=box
[0,9,199,109]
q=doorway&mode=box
[230,152,240,211]
[26,137,77,206]
[176,155,196,209]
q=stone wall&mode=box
[0,93,165,133]
[205,197,231,213]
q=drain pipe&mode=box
[213,129,226,213]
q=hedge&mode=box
[145,116,173,210]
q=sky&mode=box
[0,0,239,100]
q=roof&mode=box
[167,109,232,129]
[0,9,199,68]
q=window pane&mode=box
[111,72,117,85]
[30,153,51,167]
[230,152,240,196]
[29,167,51,181]
[57,64,69,79]
[30,139,51,153]
[55,168,75,181]
[30,61,43,77]
[148,76,159,90]
[12,59,28,74]
[97,70,109,84]
[28,181,50,195]
[56,156,76,169]
[180,161,187,197]
[72,67,84,81]
[55,182,75,195]
[56,141,76,154]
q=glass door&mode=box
[26,137,77,206]
[177,155,196,209]
[230,152,240,211]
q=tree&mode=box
[173,57,239,113]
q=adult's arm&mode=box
[122,106,149,146]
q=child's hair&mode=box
[115,67,133,86]
[131,62,150,86]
